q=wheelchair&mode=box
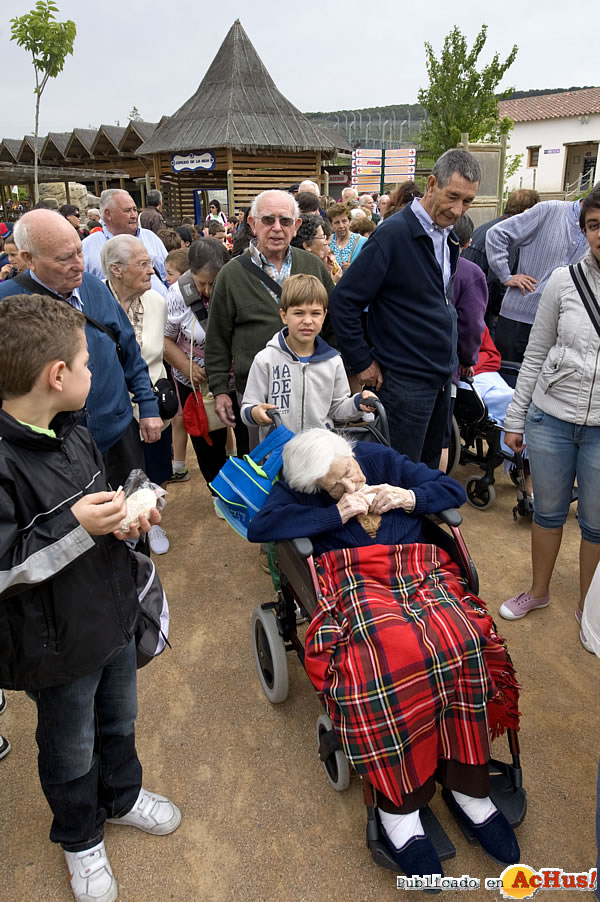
[250,409,527,873]
[446,376,533,519]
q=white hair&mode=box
[99,188,131,219]
[282,429,355,494]
[351,208,366,219]
[13,209,66,254]
[250,190,300,221]
[299,179,320,196]
[341,187,358,201]
[100,234,145,278]
[87,208,100,218]
[359,194,373,204]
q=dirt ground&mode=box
[1,457,598,902]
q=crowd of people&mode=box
[0,150,599,900]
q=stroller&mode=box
[250,404,527,873]
[447,376,533,519]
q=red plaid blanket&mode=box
[305,543,520,807]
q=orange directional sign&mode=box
[385,148,416,159]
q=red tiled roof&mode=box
[499,87,600,123]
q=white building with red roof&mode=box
[499,87,599,195]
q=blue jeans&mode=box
[525,403,600,542]
[31,639,142,851]
[379,369,451,469]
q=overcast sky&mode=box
[2,0,597,139]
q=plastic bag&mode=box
[119,468,168,532]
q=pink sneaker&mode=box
[576,607,595,653]
[499,591,550,621]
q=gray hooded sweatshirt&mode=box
[241,329,363,439]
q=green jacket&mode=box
[205,247,335,396]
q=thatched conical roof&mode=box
[137,20,340,155]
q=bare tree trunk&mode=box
[34,89,40,203]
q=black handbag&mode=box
[152,377,178,420]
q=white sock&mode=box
[451,790,497,824]
[378,807,425,850]
[172,460,186,472]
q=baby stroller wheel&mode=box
[251,606,289,704]
[466,477,496,510]
[316,713,351,791]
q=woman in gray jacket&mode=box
[499,186,600,646]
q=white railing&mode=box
[564,168,596,198]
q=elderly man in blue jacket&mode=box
[330,149,481,468]
[0,209,161,487]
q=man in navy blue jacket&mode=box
[0,210,161,487]
[329,149,481,468]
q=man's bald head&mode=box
[14,209,84,297]
[342,187,358,203]
[250,189,299,220]
[15,209,76,254]
[248,190,301,264]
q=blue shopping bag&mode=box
[209,424,294,539]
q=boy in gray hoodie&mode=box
[241,274,376,439]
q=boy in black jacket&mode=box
[0,295,180,902]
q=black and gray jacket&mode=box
[0,410,139,690]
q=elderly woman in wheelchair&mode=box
[248,429,521,881]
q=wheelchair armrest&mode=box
[291,537,314,559]
[437,508,463,528]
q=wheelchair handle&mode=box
[437,508,463,527]
[362,396,391,446]
[265,408,283,428]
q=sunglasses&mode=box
[259,215,295,227]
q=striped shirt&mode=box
[486,200,587,325]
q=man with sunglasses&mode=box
[205,189,335,443]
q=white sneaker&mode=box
[64,840,117,902]
[107,788,181,835]
[148,525,169,555]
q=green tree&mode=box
[10,1,76,201]
[417,25,517,159]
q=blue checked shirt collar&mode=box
[29,270,83,310]
[248,239,293,292]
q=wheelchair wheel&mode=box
[251,607,289,704]
[446,416,461,476]
[466,477,496,510]
[316,713,351,791]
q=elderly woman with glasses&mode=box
[291,214,342,284]
[248,429,521,879]
[101,235,171,554]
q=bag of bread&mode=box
[120,469,168,532]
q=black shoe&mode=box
[442,788,520,865]
[0,736,10,760]
[0,689,5,715]
[376,809,443,893]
